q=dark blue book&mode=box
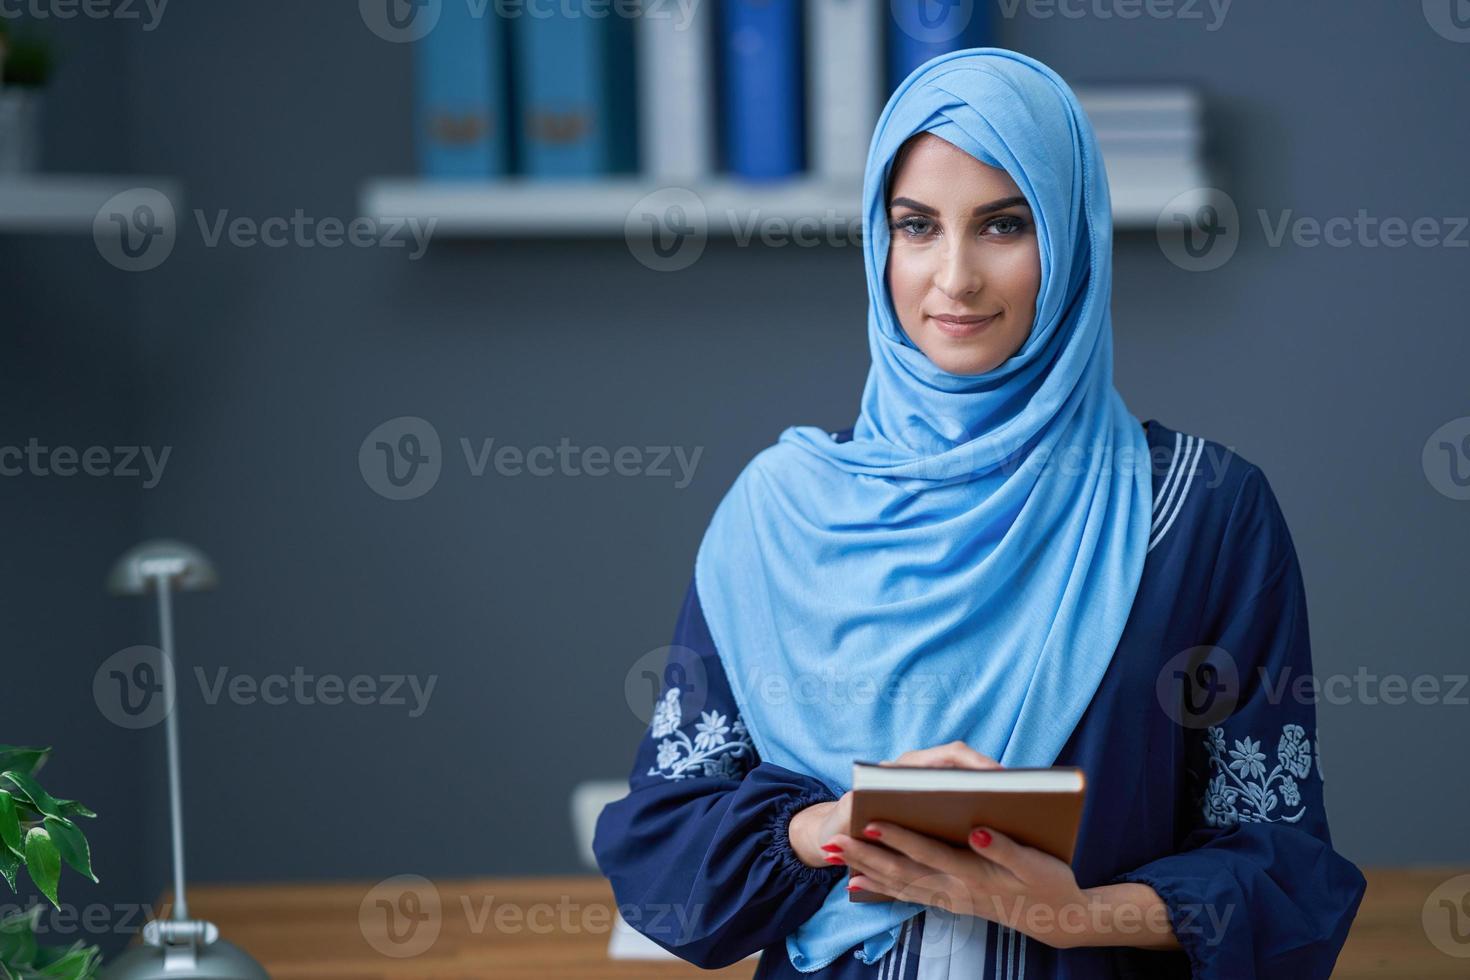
[514,8,636,176]
[414,3,509,176]
[887,0,993,92]
[721,0,804,180]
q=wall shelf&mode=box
[360,157,1212,238]
[0,174,183,234]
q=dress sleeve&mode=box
[1110,464,1367,980]
[592,575,849,969]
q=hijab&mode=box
[692,47,1153,971]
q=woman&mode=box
[594,48,1365,978]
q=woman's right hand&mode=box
[788,741,1001,868]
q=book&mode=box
[413,1,509,176]
[807,0,883,179]
[636,0,715,179]
[886,0,993,93]
[720,0,803,179]
[846,760,1086,903]
[514,5,637,176]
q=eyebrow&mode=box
[888,195,1030,216]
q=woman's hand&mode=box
[788,741,999,868]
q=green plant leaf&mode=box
[0,748,49,780]
[51,801,95,822]
[22,829,60,909]
[0,848,17,894]
[0,774,62,821]
[0,906,40,967]
[34,939,101,979]
[39,819,95,885]
[0,792,20,854]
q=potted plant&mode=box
[0,745,101,980]
[0,25,55,173]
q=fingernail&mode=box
[825,854,846,864]
[820,843,844,853]
[971,829,992,848]
[863,826,882,839]
[847,884,863,892]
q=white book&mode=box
[636,0,714,180]
[807,0,883,179]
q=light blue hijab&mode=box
[692,48,1152,972]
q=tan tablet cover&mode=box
[846,768,1086,903]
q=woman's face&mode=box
[885,133,1042,376]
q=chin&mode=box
[920,340,1008,376]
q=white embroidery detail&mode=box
[1201,723,1314,826]
[646,687,755,781]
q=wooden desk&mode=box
[165,869,1467,978]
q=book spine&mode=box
[515,7,637,176]
[722,0,804,180]
[637,0,715,179]
[807,0,881,179]
[414,3,508,177]
[886,0,993,92]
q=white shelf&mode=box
[362,156,1211,237]
[0,174,183,233]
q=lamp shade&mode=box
[106,540,217,595]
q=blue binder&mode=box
[721,0,803,180]
[413,3,509,176]
[888,0,993,92]
[514,10,636,176]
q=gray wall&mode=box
[5,0,1466,940]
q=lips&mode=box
[930,312,1000,337]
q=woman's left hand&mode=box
[826,821,1090,948]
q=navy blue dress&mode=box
[593,418,1366,979]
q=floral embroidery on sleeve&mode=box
[646,687,755,781]
[1200,723,1316,827]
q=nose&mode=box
[933,237,982,301]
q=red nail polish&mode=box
[971,829,992,848]
[846,884,863,892]
[863,827,882,839]
[825,854,846,864]
[820,843,844,853]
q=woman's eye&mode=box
[892,215,935,238]
[984,215,1028,237]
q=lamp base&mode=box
[102,938,269,979]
